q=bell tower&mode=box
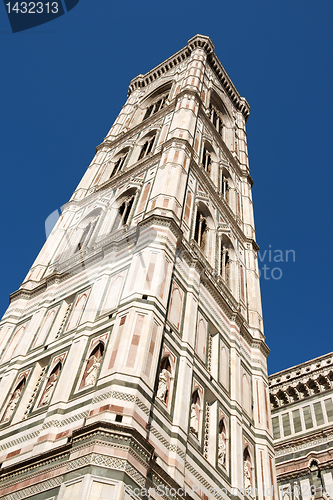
[0,35,276,500]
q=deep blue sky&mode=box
[1,1,332,375]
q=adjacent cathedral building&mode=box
[269,353,333,500]
[0,34,327,500]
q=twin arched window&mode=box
[194,210,207,251]
[209,102,223,137]
[110,151,128,178]
[143,92,169,120]
[112,189,137,231]
[220,237,232,287]
[74,208,102,254]
[138,135,156,161]
[202,147,212,175]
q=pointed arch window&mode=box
[143,93,169,120]
[220,244,230,285]
[221,174,229,202]
[110,152,128,178]
[138,135,155,161]
[118,194,135,226]
[111,190,137,232]
[75,218,97,253]
[209,103,223,137]
[194,211,207,251]
[202,147,212,175]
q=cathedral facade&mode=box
[0,35,276,500]
[269,352,333,500]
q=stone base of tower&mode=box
[0,417,262,500]
[0,419,227,500]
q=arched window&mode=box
[112,189,137,231]
[138,135,156,161]
[119,196,135,225]
[1,377,26,422]
[74,208,102,254]
[194,211,207,251]
[38,362,62,407]
[193,203,215,264]
[221,174,229,202]
[220,235,234,289]
[110,151,128,178]
[209,102,223,136]
[143,92,169,120]
[221,245,230,284]
[80,342,104,389]
[118,195,135,226]
[202,147,212,175]
[75,219,96,252]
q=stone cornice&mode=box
[95,151,162,194]
[128,35,250,121]
[269,351,333,385]
[274,426,333,455]
[269,352,333,409]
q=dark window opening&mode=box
[110,153,128,178]
[194,211,207,251]
[138,136,155,161]
[221,175,229,202]
[143,94,169,120]
[115,414,123,422]
[220,245,230,285]
[202,148,212,175]
[209,103,223,136]
[118,195,135,226]
[75,219,97,253]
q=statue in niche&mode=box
[39,363,61,407]
[157,369,169,401]
[190,390,201,436]
[85,355,101,387]
[80,343,104,389]
[244,461,252,490]
[157,357,172,404]
[218,420,227,466]
[243,452,255,499]
[2,379,25,422]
